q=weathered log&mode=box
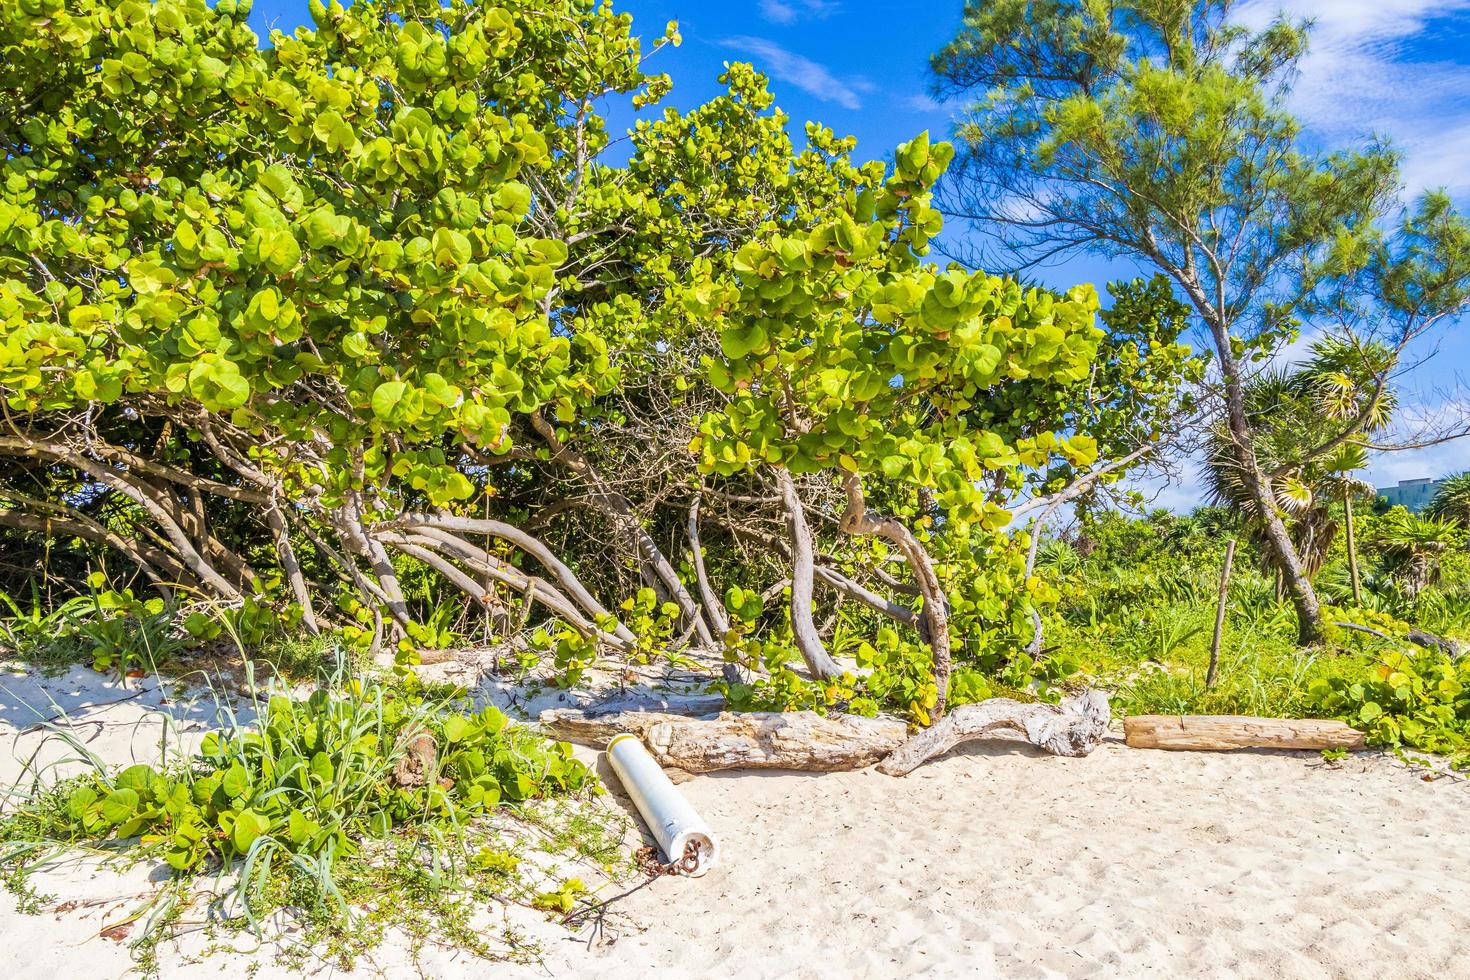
[877,691,1111,775]
[539,693,727,746]
[644,711,910,772]
[1123,714,1366,751]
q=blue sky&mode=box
[247,0,1470,503]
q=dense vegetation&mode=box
[1,666,625,970]
[1044,502,1470,766]
[0,0,1204,725]
[932,0,1470,641]
[0,0,1195,967]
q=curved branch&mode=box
[375,530,630,650]
[777,469,843,680]
[0,509,189,596]
[70,454,241,599]
[384,540,520,637]
[841,473,951,719]
[0,434,269,504]
[389,512,635,644]
[722,521,918,625]
[265,501,318,634]
[686,495,730,637]
[528,410,714,646]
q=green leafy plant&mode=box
[1426,471,1470,526]
[0,665,605,964]
[1308,650,1470,768]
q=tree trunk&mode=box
[1123,715,1365,751]
[687,495,742,684]
[777,469,844,680]
[1344,493,1362,605]
[266,500,319,634]
[840,473,952,718]
[1206,539,1235,688]
[1203,312,1323,643]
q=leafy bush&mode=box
[1308,650,1470,768]
[1,671,607,965]
[0,576,184,673]
[1041,506,1470,769]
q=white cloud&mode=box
[901,91,971,114]
[758,0,839,25]
[1367,439,1470,488]
[1236,0,1470,195]
[721,36,868,110]
[1367,397,1470,487]
[902,93,941,112]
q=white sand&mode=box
[2,664,1467,979]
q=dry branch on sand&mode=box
[877,691,1111,775]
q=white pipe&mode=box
[606,732,719,876]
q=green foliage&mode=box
[1043,505,1470,769]
[1426,471,1470,526]
[1308,650,1470,768]
[1,0,635,464]
[0,0,1200,737]
[0,668,614,970]
[1366,507,1465,596]
[1202,341,1391,577]
[0,585,99,667]
[0,574,183,673]
[932,0,1470,643]
[532,876,588,914]
[1,675,592,895]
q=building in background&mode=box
[1375,477,1445,513]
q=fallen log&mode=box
[877,691,1111,776]
[644,711,910,772]
[539,692,726,746]
[1123,714,1366,751]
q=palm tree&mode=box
[1321,442,1375,604]
[1203,339,1392,594]
[1426,471,1470,527]
[1367,508,1465,596]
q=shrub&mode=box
[1308,650,1470,768]
[0,668,613,969]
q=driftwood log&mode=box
[1124,715,1367,751]
[643,711,910,772]
[538,693,726,746]
[560,691,1109,774]
[877,691,1111,775]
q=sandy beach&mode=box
[2,665,1467,979]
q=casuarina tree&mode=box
[930,0,1470,642]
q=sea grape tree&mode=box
[1,0,666,649]
[0,0,1196,718]
[691,131,1105,717]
